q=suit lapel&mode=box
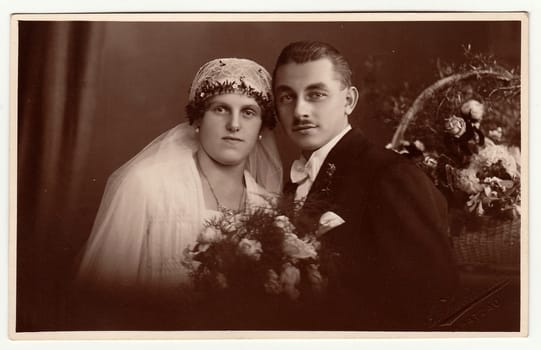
[304,128,370,206]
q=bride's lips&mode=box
[222,136,244,142]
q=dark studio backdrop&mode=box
[16,19,521,331]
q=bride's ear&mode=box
[193,120,201,133]
[345,86,359,116]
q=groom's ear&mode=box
[344,86,359,116]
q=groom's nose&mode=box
[293,98,310,119]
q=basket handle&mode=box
[390,70,513,149]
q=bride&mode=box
[76,58,282,301]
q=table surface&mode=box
[431,266,521,331]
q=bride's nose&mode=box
[226,113,241,132]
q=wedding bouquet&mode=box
[183,198,326,301]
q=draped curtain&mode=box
[17,21,105,331]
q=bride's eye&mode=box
[242,108,260,119]
[213,105,228,114]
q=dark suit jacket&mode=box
[285,129,459,331]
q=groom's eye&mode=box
[276,89,295,104]
[278,93,294,104]
[307,91,327,100]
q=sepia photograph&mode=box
[9,12,527,338]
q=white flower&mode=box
[283,233,318,259]
[444,115,467,138]
[237,238,263,261]
[483,184,499,200]
[455,167,483,194]
[273,215,296,234]
[222,213,245,233]
[488,127,504,142]
[466,193,485,216]
[280,263,301,300]
[198,225,223,244]
[461,99,485,121]
[423,156,438,169]
[475,143,519,178]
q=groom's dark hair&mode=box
[272,41,353,88]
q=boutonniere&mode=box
[321,163,336,194]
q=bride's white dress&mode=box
[77,122,282,296]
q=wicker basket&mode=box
[451,218,520,270]
[389,69,521,271]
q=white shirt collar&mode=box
[290,124,352,183]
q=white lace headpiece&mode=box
[188,58,272,102]
[186,58,275,127]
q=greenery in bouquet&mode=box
[183,196,327,302]
[380,46,521,224]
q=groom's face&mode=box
[274,58,355,155]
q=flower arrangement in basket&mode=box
[183,196,326,303]
[384,47,522,269]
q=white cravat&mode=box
[290,124,352,205]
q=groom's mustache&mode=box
[292,120,317,131]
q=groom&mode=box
[273,41,459,330]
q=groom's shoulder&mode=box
[339,128,409,171]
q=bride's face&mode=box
[198,93,263,166]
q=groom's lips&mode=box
[292,124,317,132]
